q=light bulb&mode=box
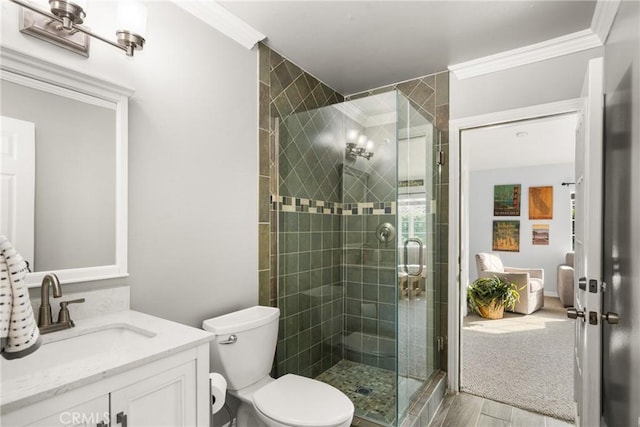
[366,140,374,151]
[117,0,148,38]
[357,135,367,148]
[346,129,359,142]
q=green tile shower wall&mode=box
[277,211,343,377]
[343,213,398,371]
[279,107,344,201]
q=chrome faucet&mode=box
[37,273,85,334]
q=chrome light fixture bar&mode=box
[345,131,375,161]
[10,0,146,57]
[346,142,374,161]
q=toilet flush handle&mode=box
[219,334,237,345]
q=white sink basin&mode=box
[1,323,156,382]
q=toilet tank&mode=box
[203,306,279,391]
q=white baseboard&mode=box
[544,291,559,297]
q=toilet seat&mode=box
[252,374,354,427]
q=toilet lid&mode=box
[252,374,354,427]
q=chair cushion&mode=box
[565,251,574,267]
[530,278,544,293]
[476,253,504,272]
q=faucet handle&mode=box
[57,298,85,325]
[60,298,86,308]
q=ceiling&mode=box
[220,1,597,94]
[463,113,577,171]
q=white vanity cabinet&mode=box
[19,395,109,427]
[2,344,210,427]
[110,359,197,426]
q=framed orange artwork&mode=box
[529,186,553,219]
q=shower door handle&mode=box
[403,238,424,277]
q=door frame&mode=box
[447,98,581,392]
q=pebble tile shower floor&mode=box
[316,360,396,425]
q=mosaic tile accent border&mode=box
[272,195,396,215]
[343,202,396,216]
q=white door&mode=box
[0,116,35,266]
[572,57,604,427]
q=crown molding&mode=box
[449,0,621,80]
[366,111,397,128]
[332,102,369,126]
[449,29,601,80]
[332,102,398,129]
[398,124,432,141]
[591,0,621,44]
[171,1,265,50]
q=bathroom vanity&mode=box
[0,310,213,426]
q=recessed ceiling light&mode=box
[516,131,528,138]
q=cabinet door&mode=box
[110,361,197,427]
[21,395,109,427]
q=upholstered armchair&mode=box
[557,251,575,307]
[475,252,545,315]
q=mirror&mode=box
[0,46,131,287]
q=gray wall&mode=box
[450,48,603,120]
[468,164,574,295]
[1,80,115,271]
[602,2,640,427]
[1,2,259,327]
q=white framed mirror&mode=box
[0,46,131,287]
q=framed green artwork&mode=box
[492,220,520,252]
[494,184,521,216]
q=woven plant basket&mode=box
[478,302,505,319]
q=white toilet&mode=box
[203,306,354,427]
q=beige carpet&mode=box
[461,297,575,421]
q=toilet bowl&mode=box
[203,306,354,427]
[252,374,353,427]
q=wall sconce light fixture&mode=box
[345,130,374,161]
[10,0,147,57]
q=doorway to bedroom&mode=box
[459,113,577,423]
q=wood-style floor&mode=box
[430,393,574,427]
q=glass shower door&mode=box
[396,92,439,424]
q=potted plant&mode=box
[467,276,521,319]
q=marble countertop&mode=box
[1,310,214,414]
